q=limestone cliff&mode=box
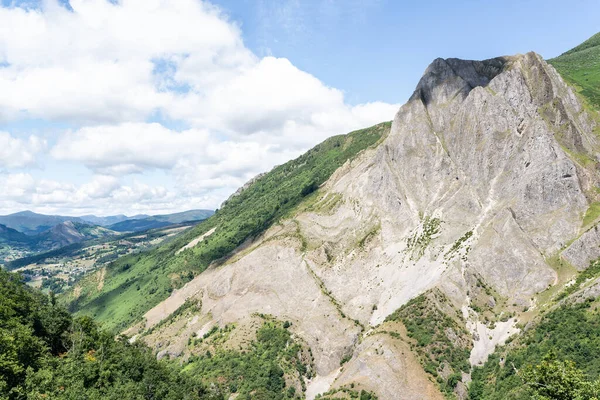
[128,53,600,399]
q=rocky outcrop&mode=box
[133,52,600,399]
[563,225,600,270]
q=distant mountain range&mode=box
[79,214,140,227]
[0,221,114,252]
[0,209,214,234]
[0,209,214,263]
[107,210,214,232]
[0,211,88,236]
[0,223,32,246]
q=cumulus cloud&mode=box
[0,0,400,215]
[0,132,45,168]
[51,123,212,170]
[0,172,206,216]
[0,0,253,123]
[49,122,302,204]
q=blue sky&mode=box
[218,0,600,104]
[0,0,598,216]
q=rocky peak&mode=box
[131,51,600,400]
[410,56,508,106]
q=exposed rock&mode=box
[135,52,600,399]
[572,276,600,303]
[328,327,445,400]
[562,225,600,270]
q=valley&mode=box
[0,210,213,296]
[11,223,195,294]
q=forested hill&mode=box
[0,269,217,399]
[0,268,337,399]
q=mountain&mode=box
[0,223,34,246]
[0,221,116,264]
[107,209,214,232]
[0,209,212,266]
[65,122,388,329]
[0,211,87,235]
[0,210,211,235]
[79,214,133,226]
[64,36,600,400]
[32,221,115,250]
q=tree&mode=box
[521,352,600,400]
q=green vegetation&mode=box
[358,223,381,249]
[582,202,600,229]
[445,230,473,260]
[385,290,471,395]
[549,32,600,110]
[0,269,217,400]
[555,258,600,302]
[406,215,441,260]
[146,297,202,335]
[184,320,311,399]
[316,386,378,399]
[470,300,600,399]
[520,353,600,400]
[67,122,390,332]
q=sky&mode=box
[0,0,598,217]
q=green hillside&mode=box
[470,300,600,399]
[66,122,391,332]
[0,269,216,400]
[0,224,33,246]
[0,268,322,399]
[549,32,600,110]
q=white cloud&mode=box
[0,0,400,215]
[0,132,45,168]
[0,0,251,123]
[80,175,120,199]
[0,172,200,216]
[0,173,36,199]
[51,123,212,170]
[49,122,302,203]
[174,57,347,135]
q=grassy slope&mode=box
[184,319,311,399]
[548,32,600,110]
[66,122,391,332]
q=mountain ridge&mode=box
[115,51,599,398]
[60,34,600,400]
[107,209,214,232]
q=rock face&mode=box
[133,53,600,399]
[563,225,600,270]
